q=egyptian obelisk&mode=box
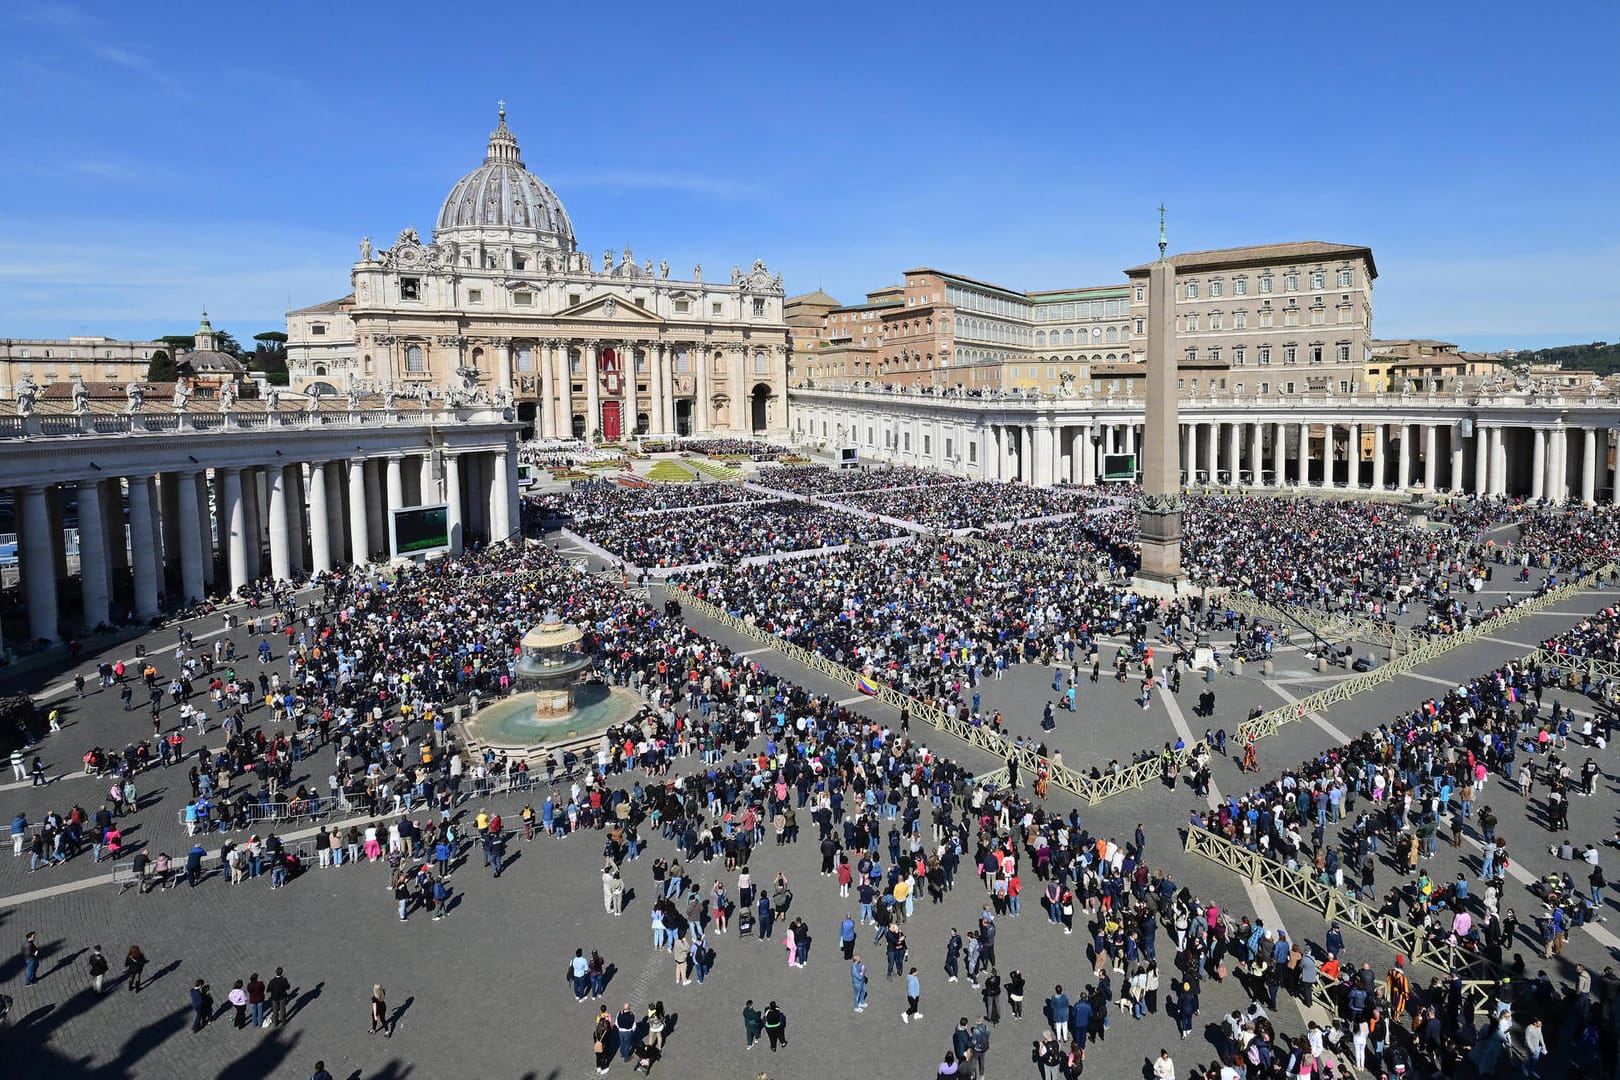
[1136,206,1183,585]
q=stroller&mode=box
[737,908,756,939]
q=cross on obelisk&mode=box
[1136,204,1183,585]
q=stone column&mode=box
[347,459,370,564]
[694,346,712,435]
[1611,431,1620,504]
[1077,425,1093,484]
[1553,427,1571,502]
[1474,427,1489,496]
[1248,422,1263,486]
[664,346,679,435]
[1582,426,1598,505]
[1531,428,1547,501]
[196,472,215,589]
[1341,423,1357,489]
[127,474,159,617]
[1424,424,1438,491]
[1270,422,1283,485]
[1203,422,1218,486]
[1123,422,1136,456]
[534,342,553,438]
[443,453,463,553]
[1397,424,1412,491]
[583,341,601,442]
[624,342,641,436]
[557,343,575,439]
[175,471,205,603]
[1226,422,1240,486]
[730,348,747,435]
[386,456,405,516]
[236,468,257,581]
[267,463,292,581]
[1490,425,1508,496]
[1450,427,1465,493]
[19,486,59,641]
[363,460,385,555]
[220,468,246,589]
[499,340,513,394]
[287,465,306,576]
[74,479,109,629]
[647,344,664,436]
[159,472,181,586]
[1031,423,1051,487]
[307,462,332,574]
[492,449,512,541]
[1370,424,1385,491]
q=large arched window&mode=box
[1035,330,1046,347]
[405,344,425,373]
[1062,328,1074,346]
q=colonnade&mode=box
[2,444,520,647]
[977,417,1620,501]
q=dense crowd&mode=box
[573,500,908,568]
[661,438,795,460]
[670,538,1215,711]
[838,483,1129,531]
[1192,605,1620,1076]
[755,465,969,497]
[526,478,770,521]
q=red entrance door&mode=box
[601,400,622,440]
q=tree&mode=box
[213,329,243,357]
[250,330,290,385]
[145,349,176,382]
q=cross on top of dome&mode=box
[485,101,523,167]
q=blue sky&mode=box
[2,1,1616,352]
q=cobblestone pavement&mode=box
[0,565,1613,1079]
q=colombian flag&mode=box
[855,674,881,697]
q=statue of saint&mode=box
[14,373,38,416]
[70,374,90,414]
[124,379,145,413]
[359,236,373,261]
[218,380,237,412]
[172,378,192,410]
[659,260,669,279]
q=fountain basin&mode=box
[460,683,645,758]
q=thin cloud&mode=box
[549,169,766,200]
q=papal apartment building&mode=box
[790,240,1378,397]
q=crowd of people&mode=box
[754,465,968,497]
[1191,604,1620,1076]
[837,483,1124,531]
[528,478,770,521]
[573,499,909,568]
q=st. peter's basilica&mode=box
[285,106,791,440]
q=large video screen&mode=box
[1101,453,1137,482]
[391,504,450,556]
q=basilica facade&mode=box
[285,108,791,440]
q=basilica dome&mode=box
[434,108,575,249]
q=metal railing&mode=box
[1183,827,1499,1010]
[674,562,1614,807]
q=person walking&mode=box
[762,1000,787,1050]
[903,966,924,1023]
[370,985,391,1037]
[22,932,40,986]
[87,945,109,994]
[742,999,764,1049]
[124,945,148,993]
[851,955,870,1011]
[310,1062,333,1080]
